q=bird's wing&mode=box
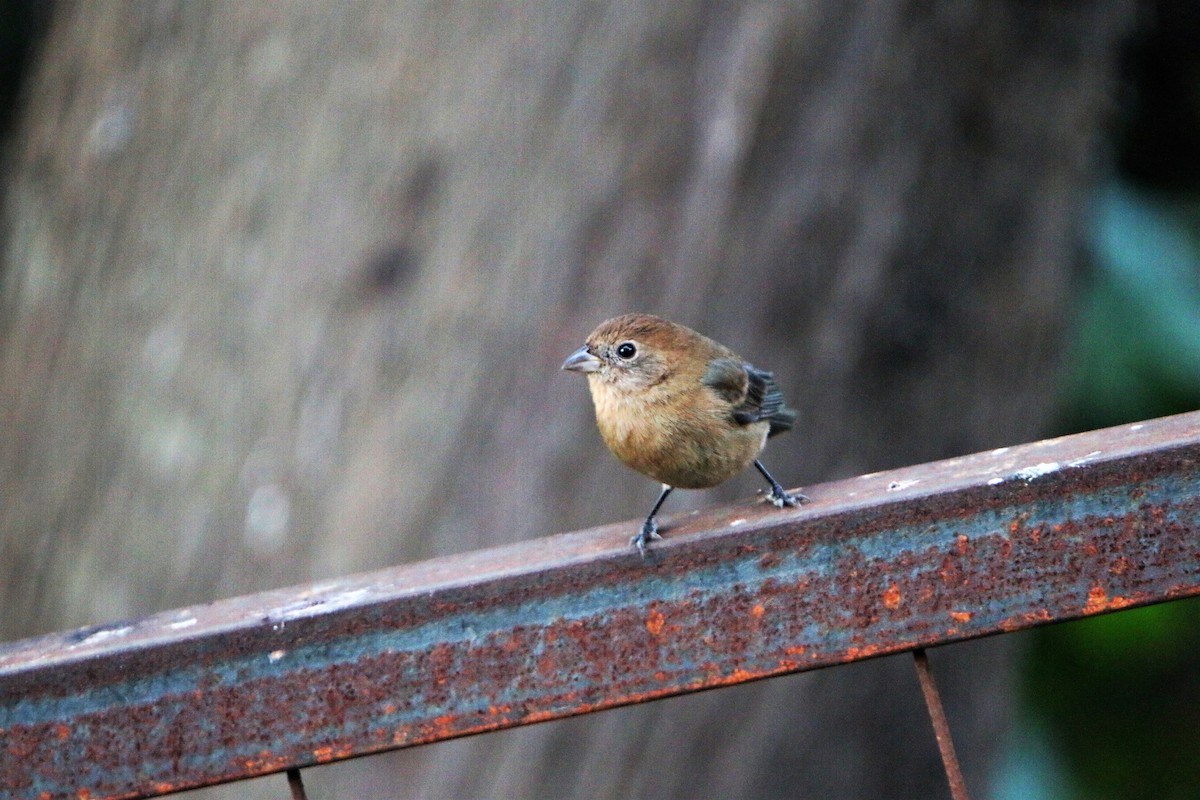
[701,357,748,404]
[702,359,796,437]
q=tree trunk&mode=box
[0,2,1133,797]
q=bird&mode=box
[562,313,807,555]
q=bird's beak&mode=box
[561,346,601,373]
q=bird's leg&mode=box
[632,484,673,556]
[754,460,809,508]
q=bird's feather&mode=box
[703,360,796,437]
[700,357,748,404]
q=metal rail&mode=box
[2,411,1199,799]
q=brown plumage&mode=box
[562,313,806,554]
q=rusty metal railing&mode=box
[2,410,1199,799]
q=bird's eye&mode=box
[616,342,637,360]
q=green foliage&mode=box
[1027,180,1200,800]
[1026,598,1200,800]
[1059,184,1200,434]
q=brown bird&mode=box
[562,313,807,554]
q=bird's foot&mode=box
[753,461,807,509]
[763,486,810,508]
[630,518,663,557]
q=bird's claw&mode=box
[765,487,809,508]
[630,519,663,557]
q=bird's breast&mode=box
[587,377,768,489]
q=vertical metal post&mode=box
[912,649,970,800]
[287,768,308,800]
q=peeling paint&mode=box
[1013,462,1061,481]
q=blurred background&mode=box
[0,2,1197,799]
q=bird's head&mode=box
[561,313,685,393]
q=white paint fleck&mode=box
[268,649,287,663]
[167,618,198,631]
[1130,423,1145,431]
[79,626,134,646]
[887,479,919,491]
[1067,451,1104,468]
[273,587,372,622]
[319,587,371,611]
[729,518,747,527]
[987,477,1005,486]
[1013,462,1061,481]
[991,447,1010,455]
